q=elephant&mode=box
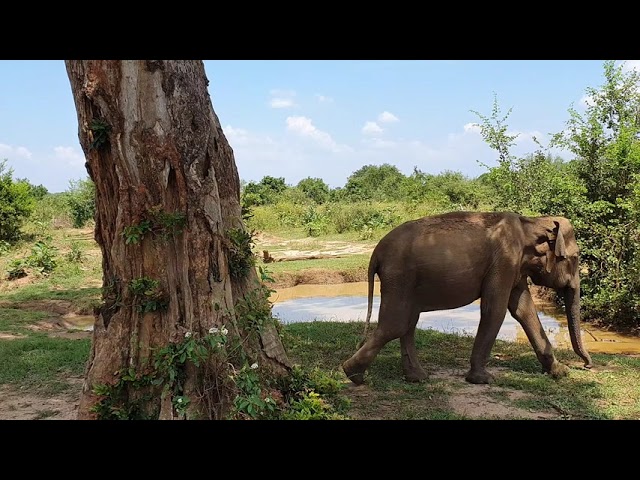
[342,211,593,385]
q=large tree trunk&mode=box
[66,60,290,420]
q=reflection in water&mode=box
[271,282,640,355]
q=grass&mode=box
[283,322,640,419]
[0,334,90,394]
[2,221,640,420]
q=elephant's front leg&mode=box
[508,279,568,378]
[466,280,511,384]
[400,313,428,382]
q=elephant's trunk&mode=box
[564,286,593,368]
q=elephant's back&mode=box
[373,212,507,294]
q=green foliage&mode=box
[296,177,330,204]
[89,118,111,150]
[231,363,278,419]
[344,163,406,201]
[15,178,48,200]
[91,368,157,420]
[6,258,27,280]
[242,175,288,207]
[128,277,168,313]
[92,328,229,420]
[28,192,73,230]
[302,205,329,237]
[0,159,35,242]
[26,240,58,275]
[122,208,186,244]
[234,272,276,336]
[66,178,95,228]
[227,228,256,278]
[122,220,152,244]
[277,365,348,420]
[475,62,640,330]
[549,61,640,328]
[65,241,85,263]
[0,240,10,256]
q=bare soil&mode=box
[0,235,563,420]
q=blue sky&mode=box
[0,60,637,193]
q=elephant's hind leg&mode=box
[342,329,386,385]
[343,295,415,384]
[400,313,428,382]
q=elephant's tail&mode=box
[358,252,378,348]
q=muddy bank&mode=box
[271,267,367,289]
[270,267,557,305]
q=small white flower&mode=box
[221,327,229,335]
[177,398,183,403]
[185,332,192,338]
[209,327,219,334]
[250,362,258,369]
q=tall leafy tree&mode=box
[552,60,640,328]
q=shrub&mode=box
[0,160,34,242]
[66,178,95,228]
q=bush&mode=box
[66,178,95,228]
[0,160,34,242]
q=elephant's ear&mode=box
[552,221,567,258]
[542,221,567,272]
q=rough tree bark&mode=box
[66,60,291,420]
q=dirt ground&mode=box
[0,234,565,420]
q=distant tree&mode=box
[242,176,288,206]
[0,160,34,242]
[344,163,406,201]
[297,177,329,204]
[15,178,49,200]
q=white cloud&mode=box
[620,60,640,72]
[378,111,399,123]
[219,122,571,192]
[362,138,396,149]
[225,125,275,148]
[512,130,544,145]
[362,121,383,135]
[54,146,85,167]
[315,94,334,103]
[270,98,295,109]
[0,143,33,159]
[580,94,595,107]
[463,122,481,134]
[269,89,297,109]
[286,116,348,153]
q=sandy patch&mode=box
[0,378,83,420]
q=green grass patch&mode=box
[282,321,640,420]
[0,308,49,334]
[0,335,90,394]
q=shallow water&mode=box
[270,282,640,355]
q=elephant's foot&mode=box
[548,360,569,379]
[465,369,495,384]
[402,361,429,383]
[342,359,367,385]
